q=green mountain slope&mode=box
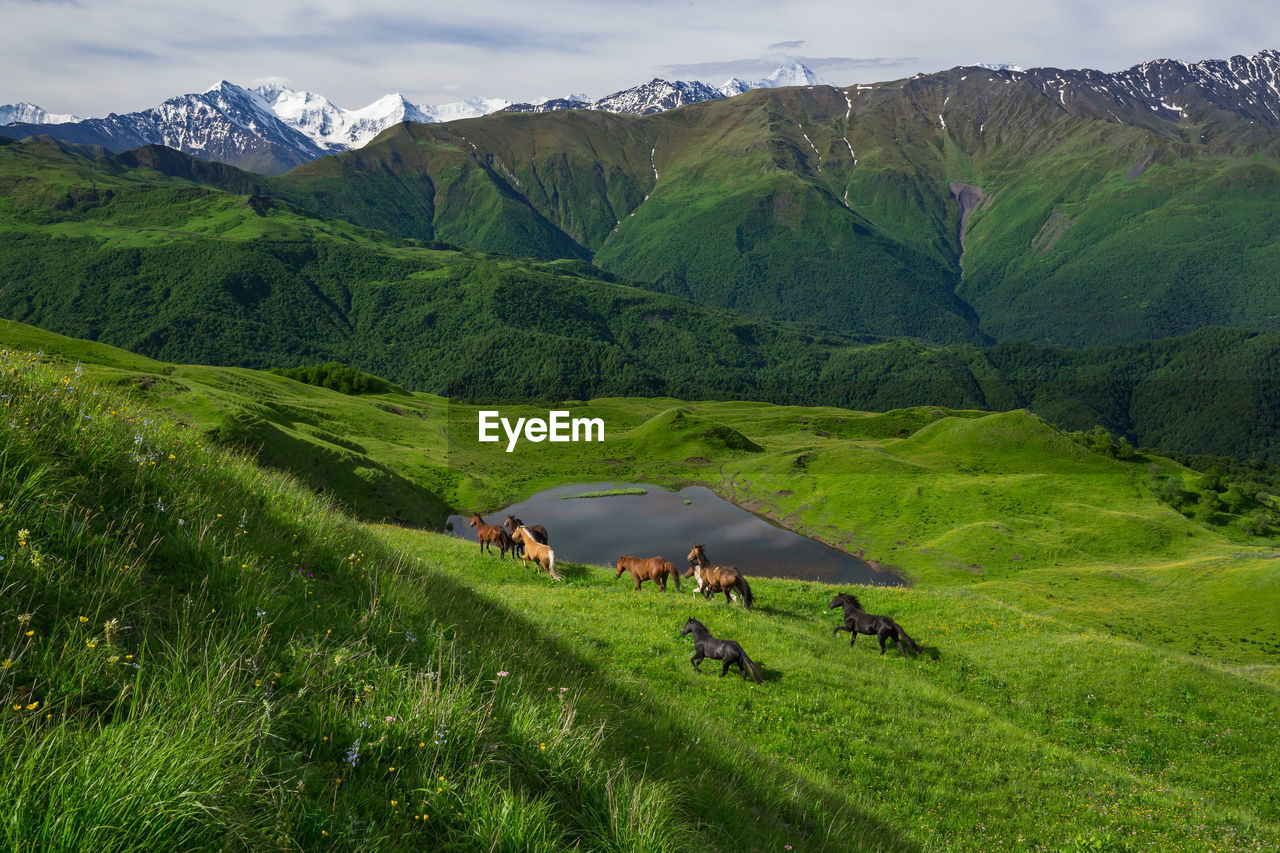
[261,76,1280,348]
[7,137,1280,461]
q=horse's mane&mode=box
[832,592,862,610]
[682,618,708,636]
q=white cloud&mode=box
[1,0,1278,117]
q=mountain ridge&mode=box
[1,61,823,172]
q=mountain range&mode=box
[0,61,824,173]
[6,49,1280,455]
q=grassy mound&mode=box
[629,407,764,457]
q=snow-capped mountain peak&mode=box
[249,84,507,150]
[0,102,82,125]
[717,61,824,97]
[761,60,823,88]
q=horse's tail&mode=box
[736,575,754,610]
[740,650,763,683]
[546,547,563,582]
[894,621,920,654]
[670,563,682,591]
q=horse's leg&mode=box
[720,658,732,678]
[896,631,910,659]
[878,629,890,655]
[690,651,704,672]
[833,625,850,637]
[850,630,858,647]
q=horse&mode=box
[829,593,920,657]
[512,526,563,581]
[504,516,548,556]
[615,556,681,592]
[469,513,515,558]
[684,544,754,610]
[679,618,762,683]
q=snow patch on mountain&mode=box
[593,78,723,115]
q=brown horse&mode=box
[685,544,754,609]
[513,526,563,581]
[504,516,548,545]
[615,556,682,592]
[469,513,514,557]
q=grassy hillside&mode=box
[2,348,1277,851]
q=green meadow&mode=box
[1,326,1278,850]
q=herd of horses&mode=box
[467,512,923,684]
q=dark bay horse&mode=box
[685,544,754,609]
[615,556,681,592]
[829,593,920,657]
[504,516,548,556]
[470,513,514,557]
[680,618,762,683]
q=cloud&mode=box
[3,0,1280,118]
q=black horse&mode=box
[504,516,548,556]
[680,618,762,683]
[829,593,920,657]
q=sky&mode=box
[3,0,1279,117]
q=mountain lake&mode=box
[447,482,905,587]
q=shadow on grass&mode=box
[758,665,785,683]
[553,561,594,582]
[748,603,808,621]
[916,645,943,661]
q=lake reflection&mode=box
[447,483,904,587]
